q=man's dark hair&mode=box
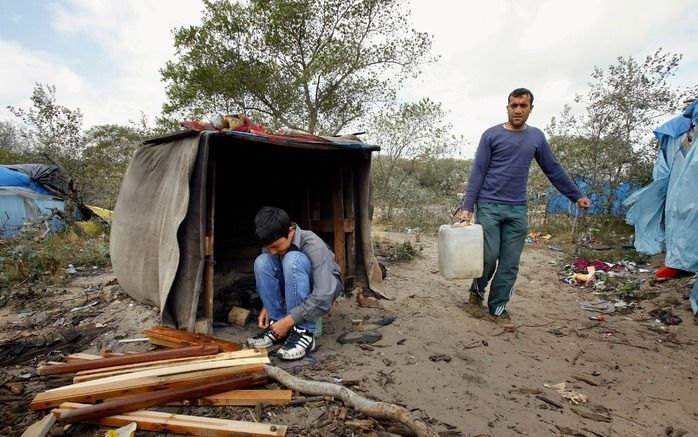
[508,88,534,105]
[255,206,292,245]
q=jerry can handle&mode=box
[451,205,473,226]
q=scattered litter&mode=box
[65,264,77,274]
[70,301,98,312]
[579,300,615,314]
[104,422,137,437]
[544,382,588,404]
[17,312,33,319]
[649,309,682,325]
[589,316,605,321]
[549,245,563,252]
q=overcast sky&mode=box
[1,0,696,158]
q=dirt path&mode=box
[2,232,697,436]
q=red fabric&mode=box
[655,266,681,279]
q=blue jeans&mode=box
[254,250,316,332]
[470,202,528,316]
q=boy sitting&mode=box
[246,206,343,360]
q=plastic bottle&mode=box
[437,222,484,279]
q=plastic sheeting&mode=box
[625,101,698,273]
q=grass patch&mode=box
[0,227,110,294]
[374,239,423,262]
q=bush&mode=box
[0,226,110,294]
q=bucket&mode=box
[437,222,484,279]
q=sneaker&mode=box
[275,326,316,361]
[489,309,511,321]
[468,291,483,306]
[246,321,287,349]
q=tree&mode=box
[545,49,689,217]
[80,123,148,208]
[0,121,29,164]
[367,98,463,227]
[7,83,85,179]
[161,0,433,134]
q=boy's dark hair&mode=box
[508,88,534,105]
[255,206,292,245]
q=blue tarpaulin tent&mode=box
[545,176,634,217]
[0,165,66,239]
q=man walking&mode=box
[459,88,590,320]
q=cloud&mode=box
[399,0,698,157]
[0,39,98,122]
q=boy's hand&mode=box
[270,315,294,338]
[258,308,270,329]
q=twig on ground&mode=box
[264,365,441,437]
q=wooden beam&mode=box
[31,363,265,410]
[343,166,356,286]
[169,389,292,406]
[52,403,287,436]
[73,349,266,383]
[37,345,219,376]
[66,353,103,363]
[332,170,346,275]
[57,375,261,424]
[202,158,217,328]
[142,326,242,351]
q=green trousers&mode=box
[469,202,528,316]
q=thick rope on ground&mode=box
[264,364,440,437]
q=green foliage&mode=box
[161,0,434,134]
[544,49,687,215]
[0,227,110,292]
[7,83,86,178]
[368,99,466,231]
[81,124,147,208]
[374,239,422,262]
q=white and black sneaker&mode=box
[275,326,316,361]
[246,321,287,349]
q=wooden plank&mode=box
[170,389,292,406]
[344,166,356,286]
[57,375,261,424]
[73,349,266,383]
[20,414,56,437]
[202,159,216,326]
[37,345,219,376]
[66,353,103,363]
[143,326,242,352]
[53,403,287,436]
[332,170,346,275]
[31,364,265,410]
[49,357,268,392]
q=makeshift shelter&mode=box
[0,164,70,239]
[111,130,386,332]
[624,100,698,315]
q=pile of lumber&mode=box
[28,326,290,436]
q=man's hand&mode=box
[270,315,295,338]
[457,210,473,222]
[577,197,591,210]
[258,307,270,329]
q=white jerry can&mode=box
[437,223,484,279]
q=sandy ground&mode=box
[1,231,697,436]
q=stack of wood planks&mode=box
[28,326,290,436]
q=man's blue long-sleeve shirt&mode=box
[462,124,582,212]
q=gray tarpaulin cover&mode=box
[111,131,386,332]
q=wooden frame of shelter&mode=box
[110,130,386,332]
